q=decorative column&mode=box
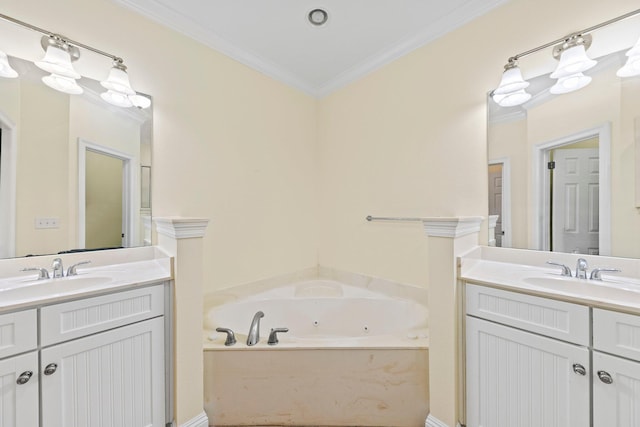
[422,217,483,427]
[155,217,210,427]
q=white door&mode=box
[552,148,599,254]
[466,316,590,427]
[40,317,165,427]
[593,351,640,427]
[0,351,39,427]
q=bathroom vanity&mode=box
[461,247,640,427]
[0,247,172,427]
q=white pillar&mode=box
[155,217,210,427]
[422,217,483,427]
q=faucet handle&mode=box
[589,268,622,281]
[66,261,91,277]
[21,267,50,280]
[546,261,572,277]
[215,327,237,346]
[267,328,289,345]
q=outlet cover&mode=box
[35,217,59,229]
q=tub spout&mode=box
[246,311,265,346]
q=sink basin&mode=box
[523,276,640,305]
[0,276,113,301]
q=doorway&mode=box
[0,112,16,258]
[78,139,137,250]
[533,124,611,255]
[488,157,511,248]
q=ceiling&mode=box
[112,0,508,97]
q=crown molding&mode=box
[422,216,484,238]
[154,217,210,239]
[112,0,508,98]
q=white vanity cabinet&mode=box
[592,309,640,426]
[465,284,590,427]
[0,309,39,427]
[465,283,640,427]
[0,283,167,427]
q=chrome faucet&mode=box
[246,311,264,346]
[52,258,64,278]
[575,258,588,279]
[66,260,91,276]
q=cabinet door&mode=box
[593,351,640,427]
[40,317,165,427]
[466,316,589,427]
[0,351,38,427]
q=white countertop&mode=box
[460,247,640,315]
[0,247,172,312]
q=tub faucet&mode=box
[575,258,588,279]
[246,311,264,346]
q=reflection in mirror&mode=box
[0,55,152,258]
[488,49,640,258]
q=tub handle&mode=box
[215,327,237,346]
[268,328,289,345]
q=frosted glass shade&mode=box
[493,89,531,107]
[0,51,18,78]
[42,73,83,95]
[35,45,81,79]
[101,90,133,108]
[129,93,151,109]
[101,66,135,95]
[617,37,640,77]
[550,72,591,94]
[493,66,529,95]
[550,44,596,79]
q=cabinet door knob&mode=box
[16,371,33,385]
[44,363,58,376]
[572,363,587,376]
[597,370,613,384]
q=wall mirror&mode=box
[487,48,640,258]
[0,55,152,258]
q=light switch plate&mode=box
[35,217,59,229]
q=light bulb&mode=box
[42,73,83,95]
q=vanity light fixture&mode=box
[491,7,640,107]
[0,50,18,78]
[0,12,151,109]
[617,36,640,77]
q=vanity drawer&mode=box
[0,309,37,359]
[593,308,640,362]
[466,284,590,345]
[40,284,164,346]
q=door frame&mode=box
[488,157,512,248]
[532,123,611,255]
[0,111,17,258]
[78,138,138,249]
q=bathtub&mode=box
[203,278,430,426]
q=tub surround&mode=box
[203,268,429,426]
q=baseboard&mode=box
[426,414,450,427]
[180,411,209,427]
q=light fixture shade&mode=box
[493,89,532,107]
[617,55,640,77]
[550,72,592,94]
[101,65,135,95]
[617,37,640,77]
[42,73,83,95]
[35,44,81,79]
[550,44,597,79]
[493,65,530,95]
[101,90,133,108]
[0,51,18,78]
[129,93,151,109]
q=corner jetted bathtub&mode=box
[203,277,429,427]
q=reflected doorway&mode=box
[0,112,16,258]
[78,139,137,250]
[533,124,611,255]
[488,163,503,247]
